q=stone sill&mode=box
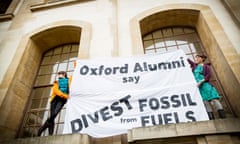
[30,0,94,12]
[128,118,240,142]
[1,118,239,144]
[0,13,14,22]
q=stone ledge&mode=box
[0,133,91,144]
[0,119,239,144]
[0,13,14,22]
[127,118,240,142]
[30,0,95,12]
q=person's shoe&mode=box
[207,112,215,120]
[48,121,55,135]
[218,109,226,119]
[37,119,50,136]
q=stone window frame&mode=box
[130,4,240,117]
[142,27,231,116]
[0,20,91,139]
[21,44,79,137]
[17,21,91,138]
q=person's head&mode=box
[195,54,207,64]
[57,71,68,78]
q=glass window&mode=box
[154,39,165,48]
[0,0,13,14]
[142,27,232,118]
[20,44,79,137]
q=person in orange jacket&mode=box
[38,71,72,136]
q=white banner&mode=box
[63,50,209,137]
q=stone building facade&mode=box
[0,0,240,143]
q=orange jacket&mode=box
[50,76,72,102]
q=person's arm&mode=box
[187,58,196,69]
[203,64,211,82]
[52,81,69,99]
[197,64,211,87]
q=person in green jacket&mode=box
[188,54,226,120]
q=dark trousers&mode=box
[38,96,67,136]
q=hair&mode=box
[196,54,207,62]
[58,71,68,78]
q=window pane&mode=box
[32,88,44,99]
[67,71,73,77]
[39,65,54,75]
[59,108,66,122]
[26,112,38,125]
[162,28,172,37]
[167,46,178,52]
[68,61,75,71]
[184,28,195,33]
[40,98,49,109]
[165,37,176,46]
[41,56,52,65]
[143,34,152,40]
[143,40,154,49]
[51,55,61,64]
[154,39,165,48]
[145,49,155,54]
[32,87,51,101]
[44,50,53,56]
[52,64,58,74]
[186,33,199,43]
[54,47,62,55]
[175,36,187,45]
[179,44,191,54]
[69,52,78,61]
[35,75,54,85]
[31,99,41,109]
[156,48,167,53]
[58,63,68,71]
[0,0,13,14]
[189,43,203,54]
[152,30,162,39]
[56,124,64,134]
[173,28,184,35]
[40,110,49,124]
[71,45,79,52]
[63,45,71,53]
[60,54,69,62]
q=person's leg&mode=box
[38,97,59,136]
[48,97,66,135]
[37,100,57,136]
[49,97,66,121]
[48,120,55,135]
[204,101,214,120]
[37,118,51,136]
[210,99,226,118]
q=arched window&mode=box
[142,27,233,118]
[20,44,79,137]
